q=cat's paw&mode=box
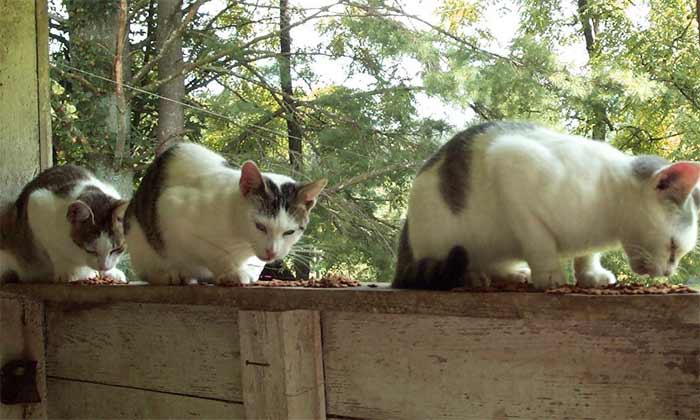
[104,268,128,284]
[531,270,566,290]
[216,270,256,287]
[467,271,491,288]
[575,268,616,288]
[57,267,98,283]
[489,267,531,285]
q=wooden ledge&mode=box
[1,283,698,324]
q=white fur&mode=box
[1,178,126,283]
[408,126,699,289]
[126,143,307,285]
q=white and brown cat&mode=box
[0,165,128,283]
[394,121,700,290]
[124,143,327,285]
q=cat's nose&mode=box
[265,249,277,261]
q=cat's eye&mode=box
[85,249,97,255]
[283,229,296,236]
[111,246,125,255]
[255,223,267,233]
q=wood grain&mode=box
[239,310,326,420]
[35,0,52,170]
[0,0,41,202]
[46,302,242,402]
[0,297,46,419]
[2,284,698,324]
[323,311,700,420]
[47,378,244,419]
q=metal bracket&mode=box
[0,360,40,405]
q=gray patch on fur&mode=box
[250,180,309,226]
[124,145,178,253]
[1,165,91,268]
[419,121,537,214]
[631,155,668,180]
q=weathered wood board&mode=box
[48,378,244,419]
[0,297,46,419]
[0,0,51,203]
[4,284,698,324]
[323,311,700,420]
[239,310,326,420]
[46,302,242,402]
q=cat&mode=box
[124,142,327,285]
[0,165,128,283]
[393,121,700,290]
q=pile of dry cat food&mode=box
[451,281,698,294]
[253,273,361,288]
[545,282,697,295]
[69,274,125,286]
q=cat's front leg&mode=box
[574,253,616,288]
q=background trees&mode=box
[47,0,700,283]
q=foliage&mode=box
[47,0,700,284]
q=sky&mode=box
[200,0,594,129]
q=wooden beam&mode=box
[48,378,244,419]
[323,311,700,419]
[0,296,46,419]
[2,284,699,324]
[239,310,326,420]
[35,0,52,170]
[0,0,43,201]
[46,302,243,402]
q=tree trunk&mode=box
[279,0,309,279]
[65,0,132,195]
[577,0,607,141]
[279,0,303,172]
[156,0,185,155]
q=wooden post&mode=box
[0,297,47,419]
[239,310,326,420]
[0,0,52,202]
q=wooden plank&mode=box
[46,302,242,402]
[47,377,244,419]
[0,297,46,419]
[3,284,699,324]
[34,0,52,170]
[0,0,41,202]
[239,310,326,420]
[323,311,700,420]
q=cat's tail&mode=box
[392,220,468,290]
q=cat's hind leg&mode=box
[574,253,616,288]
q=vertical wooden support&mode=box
[0,297,47,419]
[239,310,326,420]
[35,0,53,171]
[0,0,52,202]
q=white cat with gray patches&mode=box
[394,122,700,290]
[124,143,327,285]
[0,165,128,283]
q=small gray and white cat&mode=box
[124,143,327,285]
[0,165,128,283]
[394,122,700,290]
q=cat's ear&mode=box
[111,200,129,225]
[67,201,93,224]
[654,162,700,204]
[240,161,265,197]
[296,178,328,210]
